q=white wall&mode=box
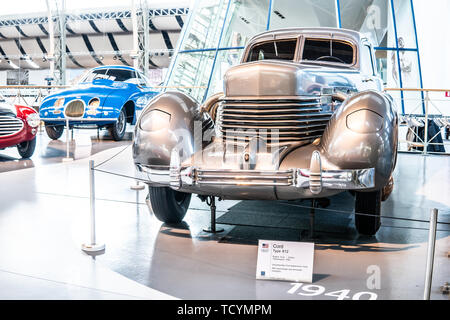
[413,0,450,89]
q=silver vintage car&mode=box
[133,28,398,235]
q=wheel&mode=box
[108,108,126,141]
[147,186,191,223]
[45,124,64,140]
[354,190,381,236]
[17,137,36,158]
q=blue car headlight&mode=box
[346,109,383,133]
[54,98,65,108]
[136,96,147,107]
[139,109,170,132]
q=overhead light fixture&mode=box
[239,16,250,24]
[8,60,19,69]
[274,10,286,19]
[25,56,39,69]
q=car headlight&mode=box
[346,109,383,133]
[136,96,147,107]
[26,113,40,128]
[139,109,170,132]
[89,98,100,107]
[54,98,65,108]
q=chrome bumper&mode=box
[136,162,375,194]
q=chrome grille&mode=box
[0,115,24,137]
[219,97,332,145]
[64,99,85,118]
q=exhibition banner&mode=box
[256,240,314,283]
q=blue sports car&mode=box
[39,65,159,141]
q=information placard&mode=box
[256,240,314,283]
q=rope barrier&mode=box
[85,141,450,228]
[278,201,450,225]
[93,143,132,169]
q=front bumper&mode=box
[40,117,118,126]
[0,126,36,149]
[135,150,375,199]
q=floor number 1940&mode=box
[287,283,377,300]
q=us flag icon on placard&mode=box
[262,243,269,248]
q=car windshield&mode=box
[81,68,137,83]
[246,39,297,62]
[302,38,354,65]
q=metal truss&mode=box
[132,1,150,77]
[0,8,189,27]
[47,0,66,85]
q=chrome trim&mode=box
[218,97,332,145]
[136,164,375,191]
[0,115,24,137]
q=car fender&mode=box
[320,90,398,189]
[133,91,212,167]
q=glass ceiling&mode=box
[0,0,190,17]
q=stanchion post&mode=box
[423,208,438,300]
[62,118,73,162]
[423,91,429,155]
[203,196,224,233]
[82,160,105,253]
[130,179,145,190]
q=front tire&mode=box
[354,190,381,236]
[45,124,64,140]
[17,137,36,158]
[147,186,191,223]
[108,108,127,141]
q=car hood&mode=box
[224,60,359,97]
[42,81,135,106]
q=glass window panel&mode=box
[392,0,417,49]
[376,49,402,113]
[207,48,244,97]
[399,50,422,114]
[269,0,337,29]
[166,51,216,102]
[375,49,388,84]
[339,0,394,48]
[247,39,297,62]
[219,0,270,48]
[179,0,229,51]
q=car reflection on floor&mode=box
[0,127,132,173]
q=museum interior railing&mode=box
[384,88,450,155]
[0,85,69,109]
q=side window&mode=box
[360,45,375,76]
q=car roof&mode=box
[91,65,137,71]
[248,27,362,44]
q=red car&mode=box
[0,102,40,158]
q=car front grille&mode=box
[64,99,85,118]
[218,97,332,145]
[0,115,24,137]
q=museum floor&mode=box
[0,129,449,300]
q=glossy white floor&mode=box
[0,129,448,300]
